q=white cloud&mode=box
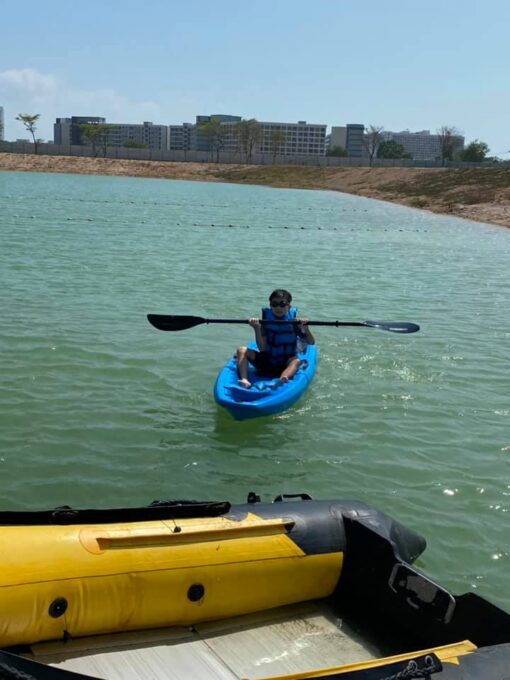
[0,68,164,141]
[0,68,59,98]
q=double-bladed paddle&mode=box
[147,314,420,334]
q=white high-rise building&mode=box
[381,130,464,161]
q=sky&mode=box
[1,0,509,156]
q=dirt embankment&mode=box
[1,153,509,228]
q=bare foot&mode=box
[278,376,289,385]
[238,378,252,388]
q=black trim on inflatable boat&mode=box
[228,500,426,560]
[2,644,510,680]
[228,500,347,555]
[335,517,510,651]
[301,652,442,679]
[0,501,230,525]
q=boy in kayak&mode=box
[236,289,315,388]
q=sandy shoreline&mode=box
[1,153,509,228]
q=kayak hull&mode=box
[213,341,318,419]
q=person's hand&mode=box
[249,317,261,328]
[298,318,309,331]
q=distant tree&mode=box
[16,113,40,154]
[362,125,384,166]
[437,125,461,165]
[326,145,348,157]
[269,129,286,164]
[78,123,112,157]
[377,140,412,160]
[236,119,262,163]
[198,117,226,162]
[123,139,147,149]
[458,140,490,163]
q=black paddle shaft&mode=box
[147,314,420,334]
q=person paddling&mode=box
[236,289,315,388]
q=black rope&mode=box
[382,654,443,680]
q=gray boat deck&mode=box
[28,601,380,679]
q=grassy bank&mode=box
[214,165,510,227]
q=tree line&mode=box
[9,113,495,165]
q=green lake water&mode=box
[0,170,508,609]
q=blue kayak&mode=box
[213,341,318,420]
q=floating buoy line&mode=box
[11,213,429,233]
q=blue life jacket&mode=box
[262,306,298,365]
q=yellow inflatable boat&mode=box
[0,494,508,679]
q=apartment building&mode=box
[221,118,326,156]
[381,129,464,160]
[169,116,241,152]
[170,115,327,156]
[169,122,194,151]
[54,117,169,150]
[258,120,326,156]
[193,115,242,152]
[105,121,169,150]
[54,117,106,145]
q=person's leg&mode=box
[278,357,302,384]
[236,347,257,387]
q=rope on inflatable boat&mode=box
[382,653,443,680]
